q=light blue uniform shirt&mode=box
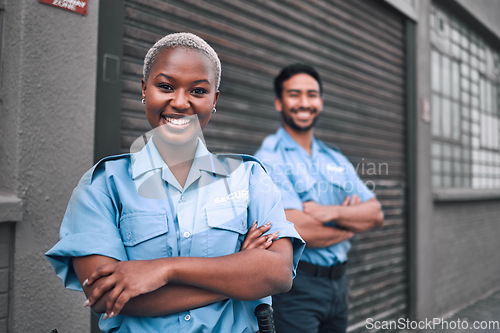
[255,127,375,267]
[46,137,304,333]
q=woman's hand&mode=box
[82,222,279,318]
[84,259,170,318]
[241,221,279,250]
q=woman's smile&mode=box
[161,113,195,132]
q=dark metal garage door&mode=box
[118,0,407,330]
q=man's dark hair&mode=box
[274,63,323,99]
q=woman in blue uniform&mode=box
[46,32,304,332]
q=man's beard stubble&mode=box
[280,108,320,133]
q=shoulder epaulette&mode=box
[317,140,342,153]
[90,153,131,182]
[215,153,268,173]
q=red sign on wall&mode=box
[39,0,88,16]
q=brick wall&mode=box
[432,199,500,316]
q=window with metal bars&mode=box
[430,4,500,189]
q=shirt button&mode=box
[184,314,191,321]
[180,195,186,202]
[183,231,191,238]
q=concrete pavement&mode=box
[417,288,500,333]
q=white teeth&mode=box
[164,117,190,125]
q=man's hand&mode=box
[241,221,279,250]
[303,197,383,233]
[341,194,361,206]
[284,209,354,248]
[303,195,360,223]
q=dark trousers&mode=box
[272,270,349,333]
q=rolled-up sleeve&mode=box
[247,163,305,277]
[46,183,127,291]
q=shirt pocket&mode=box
[290,172,316,201]
[119,212,172,260]
[205,204,248,257]
[321,170,350,203]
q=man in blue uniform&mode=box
[255,64,384,333]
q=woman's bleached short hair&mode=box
[143,32,221,90]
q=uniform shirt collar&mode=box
[276,127,297,150]
[276,127,323,155]
[131,137,165,180]
[131,137,228,181]
[191,140,229,177]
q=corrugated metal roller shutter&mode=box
[120,0,407,331]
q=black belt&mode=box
[297,261,346,280]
